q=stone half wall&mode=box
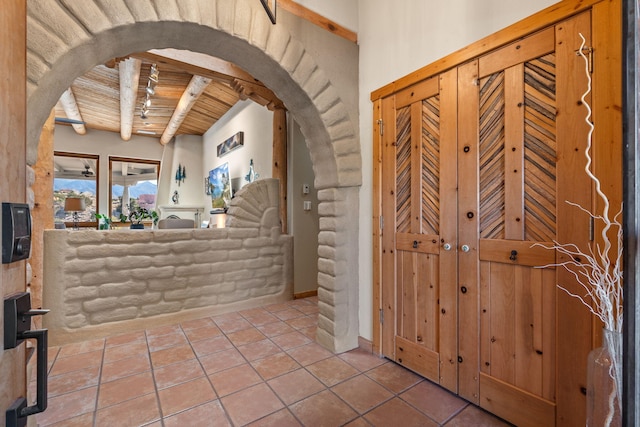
[43,179,293,345]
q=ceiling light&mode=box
[140,64,159,119]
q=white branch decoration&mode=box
[533,33,623,426]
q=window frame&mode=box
[53,151,100,228]
[108,156,161,225]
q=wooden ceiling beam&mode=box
[58,88,87,135]
[160,75,212,145]
[131,50,283,110]
[118,57,142,141]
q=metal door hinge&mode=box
[379,215,384,230]
[589,217,594,241]
[379,308,384,324]
[576,46,594,73]
[377,119,384,136]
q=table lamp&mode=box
[64,197,85,230]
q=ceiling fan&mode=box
[81,165,94,177]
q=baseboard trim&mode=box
[294,290,318,299]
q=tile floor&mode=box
[34,297,512,426]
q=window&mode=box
[109,157,160,221]
[53,152,99,227]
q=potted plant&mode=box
[119,204,159,229]
[95,213,111,230]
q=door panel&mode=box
[384,71,459,388]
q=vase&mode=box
[586,328,622,427]
[130,223,145,229]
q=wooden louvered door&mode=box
[379,70,459,389]
[457,13,592,426]
[379,11,593,427]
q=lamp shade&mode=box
[64,197,85,212]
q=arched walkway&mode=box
[25,0,361,352]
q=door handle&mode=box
[4,293,49,427]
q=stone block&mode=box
[64,286,99,301]
[175,263,211,277]
[130,266,175,280]
[170,240,211,253]
[98,281,147,298]
[118,293,162,307]
[65,314,88,329]
[148,277,188,291]
[140,301,183,317]
[151,253,194,267]
[65,258,106,274]
[228,249,259,261]
[90,307,139,324]
[81,270,132,287]
[106,255,153,270]
[83,297,118,313]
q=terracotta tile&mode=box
[199,348,245,375]
[306,356,359,387]
[251,352,301,380]
[338,348,386,372]
[153,358,205,389]
[400,380,468,423]
[209,363,262,396]
[146,331,188,352]
[58,338,105,358]
[285,316,317,330]
[35,386,97,426]
[273,308,305,321]
[163,400,232,427]
[267,368,326,405]
[363,397,438,427]
[237,339,281,362]
[101,353,150,383]
[300,327,318,340]
[365,362,422,393]
[97,371,155,408]
[331,375,393,414]
[181,317,215,331]
[343,417,373,427]
[286,342,333,366]
[149,344,195,368]
[103,341,148,364]
[215,317,252,334]
[271,331,312,350]
[263,302,292,313]
[240,307,270,318]
[94,393,160,427]
[246,312,279,326]
[158,376,217,417]
[191,334,234,358]
[297,305,320,316]
[226,327,267,347]
[48,365,100,397]
[221,383,284,426]
[246,408,302,427]
[146,324,182,337]
[289,389,358,426]
[184,324,223,342]
[105,331,146,347]
[49,350,102,377]
[42,412,94,427]
[444,404,512,426]
[257,320,296,337]
[213,311,243,322]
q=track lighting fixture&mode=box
[140,63,158,119]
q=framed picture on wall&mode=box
[209,163,231,210]
[217,131,244,158]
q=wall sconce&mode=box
[64,197,85,230]
[175,164,186,186]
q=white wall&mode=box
[202,100,273,222]
[54,126,165,216]
[293,0,359,32]
[355,0,560,340]
[165,134,204,206]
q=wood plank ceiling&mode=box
[54,49,283,143]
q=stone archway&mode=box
[25,0,361,352]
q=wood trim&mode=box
[278,0,357,44]
[293,290,317,299]
[372,98,383,355]
[371,0,609,101]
